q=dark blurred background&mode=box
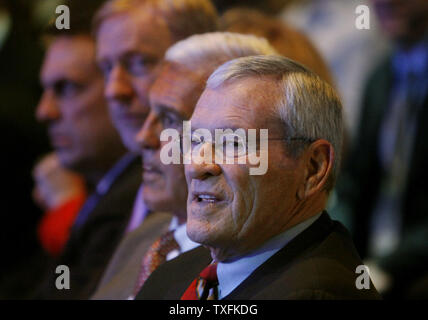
[0,0,54,276]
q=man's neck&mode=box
[173,209,187,225]
[279,192,327,234]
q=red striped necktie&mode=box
[181,262,219,300]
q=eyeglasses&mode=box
[174,133,315,160]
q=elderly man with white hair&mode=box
[136,55,382,300]
[92,32,278,300]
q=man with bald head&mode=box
[137,55,381,300]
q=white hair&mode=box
[207,55,343,191]
[164,32,278,71]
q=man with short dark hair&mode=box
[33,0,142,299]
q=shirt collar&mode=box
[166,218,200,261]
[217,212,322,299]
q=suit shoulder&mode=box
[228,218,381,300]
[263,221,381,299]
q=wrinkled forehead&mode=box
[149,62,208,118]
[192,77,283,134]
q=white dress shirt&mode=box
[166,216,200,261]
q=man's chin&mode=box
[142,189,173,213]
[56,151,78,171]
[186,220,214,246]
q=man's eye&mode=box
[191,135,202,147]
[226,141,241,149]
[161,112,183,130]
[224,139,246,157]
[54,81,81,98]
[225,140,241,150]
[98,61,113,77]
[126,56,152,76]
[192,135,210,151]
[162,115,177,128]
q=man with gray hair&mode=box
[92,32,277,299]
[137,55,381,300]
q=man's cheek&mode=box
[134,78,154,101]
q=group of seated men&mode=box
[7,0,428,300]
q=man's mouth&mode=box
[142,163,163,184]
[143,163,162,174]
[192,192,223,203]
[49,132,71,149]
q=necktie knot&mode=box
[181,262,219,300]
[149,230,179,259]
[131,229,179,298]
[199,262,218,283]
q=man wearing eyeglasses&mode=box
[137,55,381,300]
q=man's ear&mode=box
[301,139,334,198]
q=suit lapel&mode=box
[164,246,212,299]
[224,212,334,299]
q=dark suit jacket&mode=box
[339,55,428,295]
[136,212,381,300]
[33,156,142,299]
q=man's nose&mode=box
[185,145,222,181]
[36,91,60,122]
[105,64,133,103]
[136,111,161,150]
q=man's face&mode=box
[36,36,122,174]
[185,78,307,261]
[372,0,428,42]
[96,11,172,152]
[137,64,206,222]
